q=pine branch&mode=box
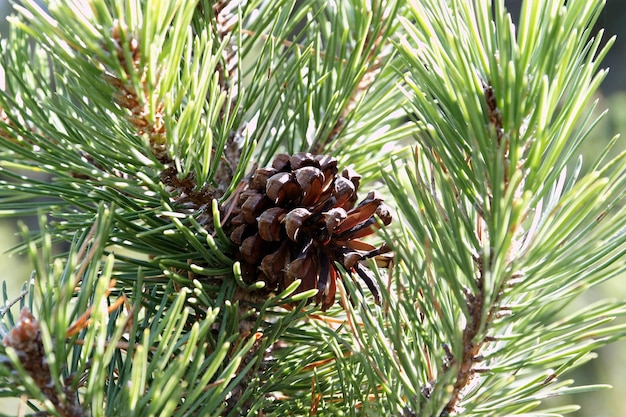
[0,0,625,416]
[309,2,397,154]
[389,1,626,415]
[194,0,244,192]
[4,307,84,417]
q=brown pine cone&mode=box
[228,152,392,311]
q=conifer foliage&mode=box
[0,0,626,416]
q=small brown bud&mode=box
[3,307,40,351]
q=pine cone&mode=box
[228,152,392,311]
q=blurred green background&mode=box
[0,1,625,416]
